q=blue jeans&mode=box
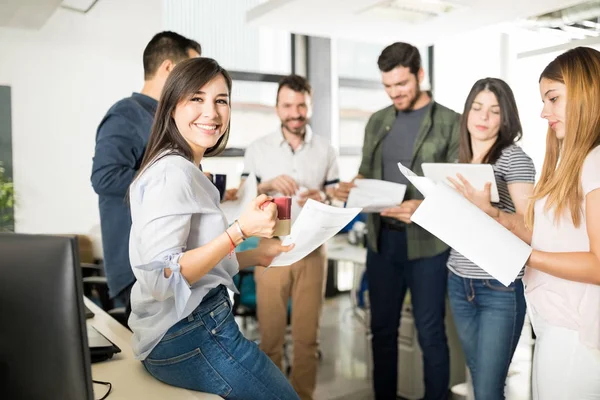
[142,285,299,400]
[367,228,450,400]
[447,271,526,400]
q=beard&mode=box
[282,117,307,136]
[395,86,422,111]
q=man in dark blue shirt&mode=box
[91,31,201,320]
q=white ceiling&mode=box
[0,0,97,30]
[60,0,99,12]
[246,0,589,45]
[0,0,62,30]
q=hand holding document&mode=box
[220,173,258,224]
[346,179,407,213]
[421,163,500,203]
[398,163,531,286]
[269,199,362,267]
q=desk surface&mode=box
[327,234,367,264]
[85,298,221,400]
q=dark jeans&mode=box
[367,228,450,400]
[447,271,526,400]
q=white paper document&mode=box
[346,179,407,213]
[422,163,500,203]
[219,173,258,224]
[269,199,362,267]
[398,163,532,286]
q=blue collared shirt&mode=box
[91,93,158,298]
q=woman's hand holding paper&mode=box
[448,173,499,218]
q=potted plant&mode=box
[0,162,15,232]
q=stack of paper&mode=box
[398,163,531,286]
[346,179,407,212]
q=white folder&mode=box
[421,163,500,203]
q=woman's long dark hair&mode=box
[459,77,523,164]
[137,57,232,176]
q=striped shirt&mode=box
[447,144,535,280]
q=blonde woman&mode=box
[452,46,600,398]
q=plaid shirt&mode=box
[358,100,461,260]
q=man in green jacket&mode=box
[335,42,460,400]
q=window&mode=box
[163,0,292,75]
[339,86,389,149]
[164,0,293,182]
[337,39,430,87]
[337,39,431,153]
[337,39,384,81]
[228,80,280,149]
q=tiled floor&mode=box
[238,293,534,400]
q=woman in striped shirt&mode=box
[446,78,535,400]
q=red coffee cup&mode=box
[273,197,291,220]
[261,197,291,236]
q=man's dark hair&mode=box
[276,74,312,103]
[377,42,421,75]
[143,31,202,80]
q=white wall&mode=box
[432,27,575,178]
[0,0,162,252]
[507,28,599,177]
[433,28,506,115]
[510,31,566,176]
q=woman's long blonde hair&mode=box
[526,47,600,228]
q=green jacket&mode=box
[358,100,461,260]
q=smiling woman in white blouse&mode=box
[127,57,300,400]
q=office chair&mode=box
[232,268,258,330]
[232,237,260,333]
[66,235,128,327]
[81,268,128,327]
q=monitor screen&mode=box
[0,233,93,400]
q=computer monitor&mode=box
[0,233,93,400]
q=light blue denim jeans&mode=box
[142,285,299,400]
[448,271,526,400]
